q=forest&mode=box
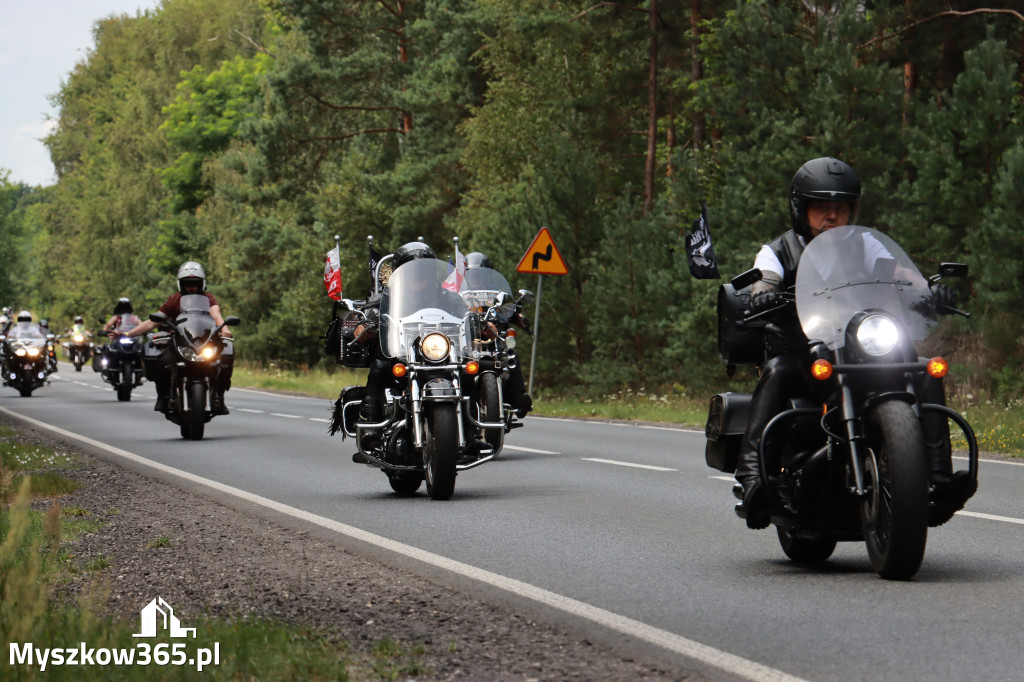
[1,0,1023,399]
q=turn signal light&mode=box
[927,357,949,378]
[465,360,480,375]
[392,363,408,378]
[810,358,833,381]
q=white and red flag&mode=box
[324,246,343,300]
[442,244,466,292]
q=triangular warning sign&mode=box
[516,227,568,275]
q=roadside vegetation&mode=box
[0,425,428,681]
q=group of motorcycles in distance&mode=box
[0,312,145,401]
[0,303,238,442]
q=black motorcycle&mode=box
[95,329,145,401]
[330,257,503,499]
[148,295,238,440]
[1,328,53,397]
[705,225,977,580]
[460,266,533,456]
[62,330,93,371]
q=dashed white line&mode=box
[238,408,266,414]
[582,457,676,472]
[269,413,303,419]
[959,511,1024,525]
[502,444,560,455]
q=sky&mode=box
[0,0,162,188]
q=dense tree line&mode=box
[1,0,1022,398]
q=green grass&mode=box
[0,422,427,681]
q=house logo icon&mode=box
[133,597,196,638]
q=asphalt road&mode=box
[3,366,1023,681]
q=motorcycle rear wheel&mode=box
[777,526,837,563]
[479,372,504,456]
[861,400,929,580]
[183,382,207,441]
[424,404,458,500]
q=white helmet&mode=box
[17,310,32,322]
[177,261,207,293]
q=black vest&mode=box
[765,230,805,289]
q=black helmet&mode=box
[789,157,861,239]
[114,297,134,315]
[393,242,436,269]
[464,252,493,269]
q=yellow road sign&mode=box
[516,227,568,275]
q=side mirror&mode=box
[224,316,240,327]
[731,268,763,291]
[517,289,535,305]
[97,330,109,337]
[149,312,168,324]
[938,262,968,278]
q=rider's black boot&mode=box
[735,446,771,530]
[210,391,229,416]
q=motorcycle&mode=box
[62,331,94,372]
[94,331,146,401]
[460,266,534,456]
[331,257,504,500]
[705,225,977,580]
[147,294,238,440]
[1,329,53,397]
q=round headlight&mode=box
[856,315,900,356]
[420,333,451,362]
[73,334,84,342]
[201,346,217,360]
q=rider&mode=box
[103,298,141,334]
[38,319,58,372]
[0,307,12,335]
[117,261,234,415]
[70,315,91,336]
[734,157,972,529]
[463,251,533,418]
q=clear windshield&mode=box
[7,323,45,341]
[796,225,936,350]
[176,294,217,345]
[461,267,514,313]
[379,258,471,360]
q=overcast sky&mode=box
[0,0,161,187]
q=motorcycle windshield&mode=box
[796,225,936,350]
[380,258,470,360]
[177,294,217,345]
[461,267,514,313]
[7,323,45,340]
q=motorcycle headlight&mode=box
[27,348,41,357]
[855,314,900,356]
[15,348,27,357]
[73,334,85,343]
[201,346,218,360]
[118,336,135,346]
[420,333,451,362]
[179,347,199,362]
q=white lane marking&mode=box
[270,413,304,419]
[234,387,321,401]
[582,457,676,472]
[0,405,805,682]
[710,475,735,483]
[502,444,560,455]
[955,455,1024,468]
[308,418,331,423]
[959,511,1024,525]
[529,415,703,434]
[238,408,266,414]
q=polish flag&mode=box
[442,244,466,292]
[324,246,342,300]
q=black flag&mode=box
[685,202,720,280]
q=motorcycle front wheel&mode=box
[479,372,504,456]
[860,400,929,580]
[388,472,423,496]
[182,382,207,441]
[423,404,458,500]
[117,365,132,402]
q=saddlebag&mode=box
[325,313,372,368]
[704,392,752,473]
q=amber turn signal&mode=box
[465,360,480,375]
[926,357,949,378]
[392,363,408,378]
[810,358,833,381]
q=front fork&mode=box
[839,378,869,497]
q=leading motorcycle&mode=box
[148,295,238,440]
[331,257,504,500]
[705,225,977,580]
[1,328,53,397]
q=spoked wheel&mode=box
[117,365,132,401]
[423,404,458,500]
[479,373,504,457]
[388,473,423,496]
[861,400,929,580]
[182,382,207,441]
[777,526,837,563]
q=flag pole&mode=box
[368,235,377,294]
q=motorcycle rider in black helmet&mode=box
[735,157,972,529]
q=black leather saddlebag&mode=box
[704,392,752,473]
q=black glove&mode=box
[931,284,959,315]
[750,290,780,314]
